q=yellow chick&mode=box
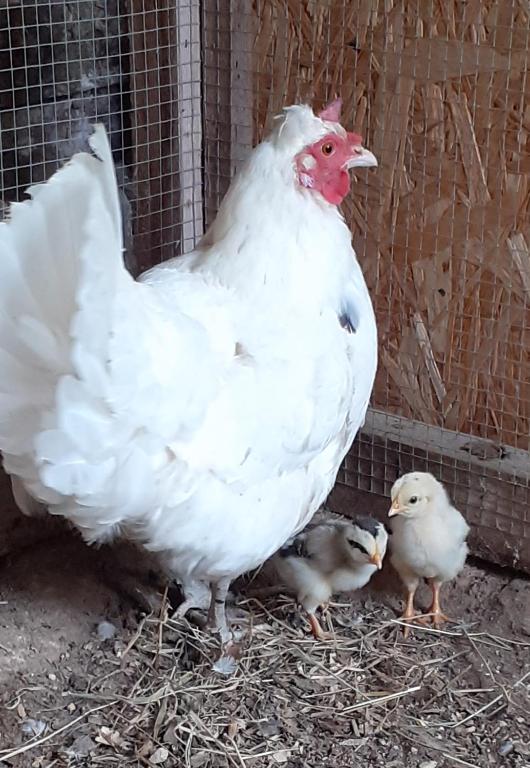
[388,472,470,635]
[273,517,388,639]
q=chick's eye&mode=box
[347,539,368,555]
[321,142,334,156]
[409,496,418,504]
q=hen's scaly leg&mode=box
[172,579,211,620]
[427,578,450,627]
[207,577,232,645]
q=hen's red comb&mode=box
[318,97,342,123]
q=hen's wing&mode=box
[0,126,233,540]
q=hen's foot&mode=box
[171,580,212,621]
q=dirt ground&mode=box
[0,525,529,768]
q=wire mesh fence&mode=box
[0,0,529,569]
[0,0,203,272]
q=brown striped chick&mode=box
[273,517,388,640]
[388,472,470,636]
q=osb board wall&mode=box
[252,0,530,453]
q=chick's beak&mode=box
[388,499,404,518]
[370,551,383,570]
[346,146,378,169]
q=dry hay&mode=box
[253,0,530,451]
[1,586,529,768]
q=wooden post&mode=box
[176,0,203,253]
[128,0,203,270]
[202,0,254,229]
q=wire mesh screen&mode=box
[0,0,203,273]
[205,0,530,569]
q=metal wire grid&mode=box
[1,1,128,238]
[0,0,203,272]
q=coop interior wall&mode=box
[251,0,530,451]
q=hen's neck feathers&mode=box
[191,108,364,313]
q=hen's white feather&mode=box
[0,108,378,591]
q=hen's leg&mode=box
[207,577,232,644]
[172,579,211,620]
[426,579,450,627]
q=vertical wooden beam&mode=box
[128,0,204,268]
[128,0,179,271]
[202,1,254,228]
[176,0,203,253]
[229,0,254,176]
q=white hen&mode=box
[274,516,388,639]
[0,100,378,645]
[388,472,470,635]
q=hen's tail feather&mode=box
[0,124,128,514]
[0,124,215,534]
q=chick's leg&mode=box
[427,579,450,627]
[308,612,330,641]
[399,576,421,638]
[207,577,232,645]
[301,590,332,641]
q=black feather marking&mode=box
[338,290,360,335]
[339,312,356,334]
[352,516,381,537]
[347,539,369,556]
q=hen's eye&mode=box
[321,142,334,156]
[409,496,418,504]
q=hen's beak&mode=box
[346,147,378,169]
[388,499,404,518]
[370,551,383,570]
